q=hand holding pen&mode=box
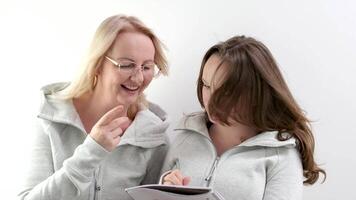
[163,169,191,186]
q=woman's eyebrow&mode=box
[116,57,155,64]
[116,57,135,62]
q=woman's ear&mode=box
[95,56,107,75]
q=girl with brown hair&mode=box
[161,35,325,200]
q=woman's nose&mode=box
[129,68,144,83]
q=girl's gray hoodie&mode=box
[161,112,303,200]
[18,83,169,200]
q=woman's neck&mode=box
[209,122,257,156]
[73,91,128,133]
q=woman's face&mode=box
[201,54,227,122]
[96,31,155,107]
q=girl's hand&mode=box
[163,169,191,186]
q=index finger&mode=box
[97,105,124,126]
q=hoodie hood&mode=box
[38,82,169,148]
[175,112,296,148]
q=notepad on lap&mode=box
[125,184,225,200]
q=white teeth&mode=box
[123,85,139,90]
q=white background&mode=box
[1,0,355,199]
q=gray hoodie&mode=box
[18,83,169,200]
[161,112,303,200]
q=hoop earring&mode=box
[92,75,98,89]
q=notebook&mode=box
[125,184,225,200]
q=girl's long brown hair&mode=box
[197,35,325,184]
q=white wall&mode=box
[1,0,355,199]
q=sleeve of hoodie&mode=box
[140,143,169,184]
[263,147,304,200]
[158,132,188,184]
[18,121,110,200]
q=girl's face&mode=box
[96,31,156,107]
[201,54,227,122]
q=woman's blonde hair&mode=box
[58,15,168,118]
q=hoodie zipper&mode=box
[94,166,101,200]
[204,157,220,186]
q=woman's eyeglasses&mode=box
[105,56,160,77]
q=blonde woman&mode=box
[18,15,169,200]
[161,35,325,200]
